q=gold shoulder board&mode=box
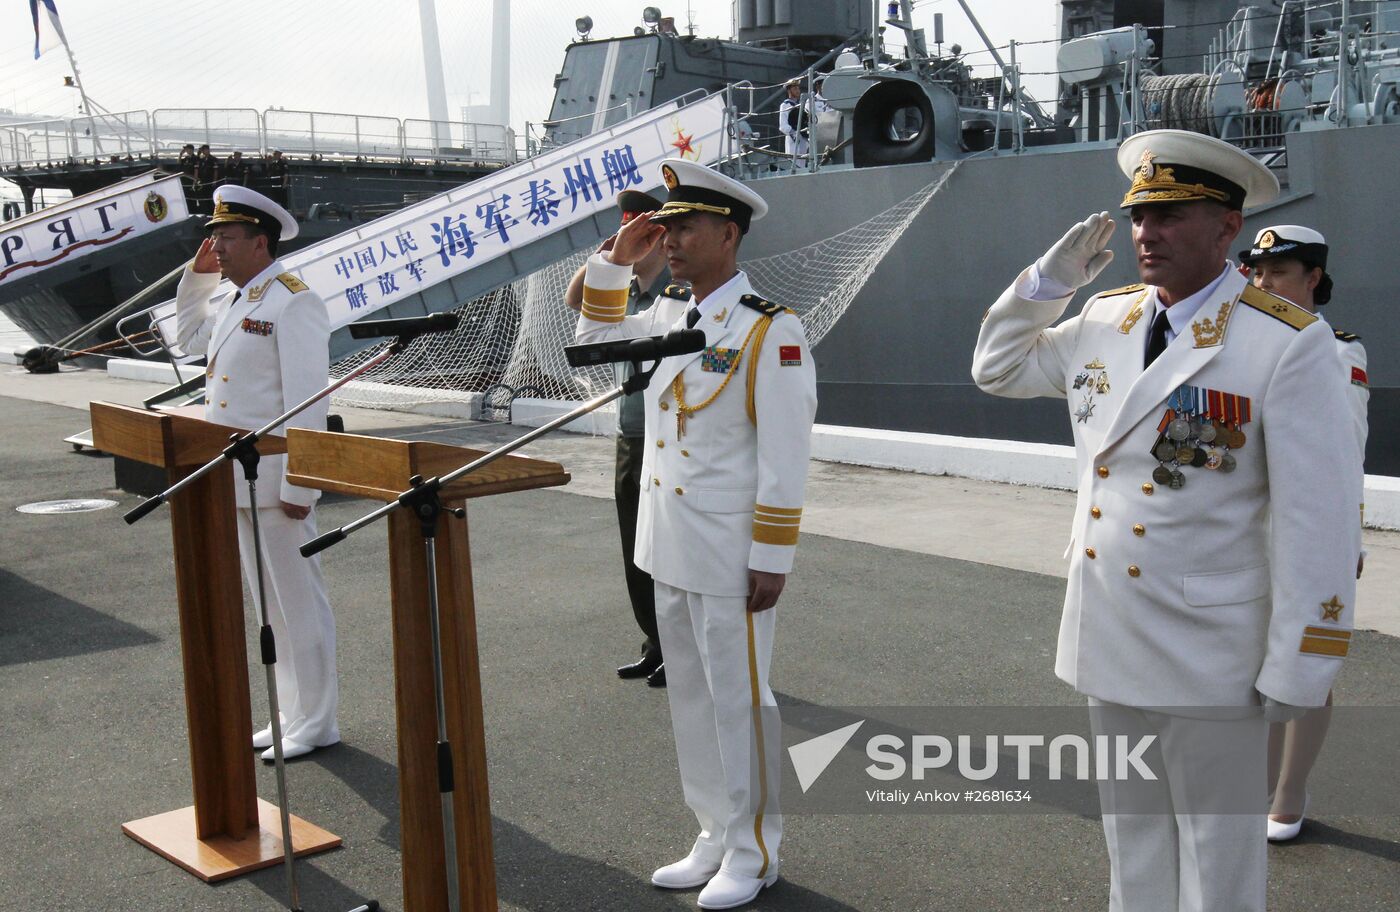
[1333,329,1361,343]
[276,273,310,293]
[1240,284,1317,331]
[1095,283,1146,298]
[663,283,691,300]
[739,293,784,316]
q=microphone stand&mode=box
[298,357,662,912]
[123,329,436,912]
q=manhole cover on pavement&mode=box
[16,498,119,515]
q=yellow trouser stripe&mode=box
[746,609,771,878]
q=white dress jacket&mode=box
[972,266,1362,708]
[577,257,818,598]
[174,260,330,508]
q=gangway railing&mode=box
[0,107,518,170]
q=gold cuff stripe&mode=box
[1299,635,1349,657]
[755,515,801,526]
[1303,626,1351,640]
[581,306,628,318]
[753,523,800,546]
[581,309,625,324]
[756,504,802,517]
[583,286,629,309]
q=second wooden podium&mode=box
[90,401,341,881]
[286,427,569,912]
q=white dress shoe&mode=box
[261,737,337,762]
[651,855,722,890]
[696,868,780,910]
[252,725,274,750]
[1267,796,1309,842]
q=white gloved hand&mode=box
[1263,696,1310,724]
[1037,211,1117,291]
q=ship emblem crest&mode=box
[143,191,168,223]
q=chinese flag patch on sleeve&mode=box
[1352,366,1368,387]
[779,345,802,366]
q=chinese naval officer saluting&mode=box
[576,158,818,910]
[971,130,1362,911]
[174,184,339,762]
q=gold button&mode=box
[656,439,665,448]
[660,402,670,411]
[1085,548,1096,559]
[1097,466,1110,478]
[1142,483,1154,495]
[219,400,227,408]
[653,478,660,486]
[674,486,684,495]
[681,449,690,457]
[1128,565,1141,578]
[1090,507,1101,519]
[205,369,213,378]
[221,375,229,382]
[1133,524,1146,537]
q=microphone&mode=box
[348,311,459,340]
[564,329,707,368]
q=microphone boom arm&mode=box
[301,356,663,557]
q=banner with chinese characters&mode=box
[0,171,187,290]
[306,93,725,327]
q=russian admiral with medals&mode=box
[971,131,1362,911]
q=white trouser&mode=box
[1089,698,1266,912]
[654,581,781,879]
[783,133,808,161]
[237,506,339,747]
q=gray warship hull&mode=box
[736,121,1398,474]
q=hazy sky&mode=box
[2,1,1061,131]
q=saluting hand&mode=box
[192,237,220,274]
[605,212,665,267]
[1038,211,1116,291]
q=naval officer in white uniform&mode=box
[576,159,818,910]
[971,131,1362,911]
[174,184,339,762]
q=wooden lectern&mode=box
[285,428,569,912]
[89,401,341,881]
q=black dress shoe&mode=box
[617,654,662,679]
[646,664,667,688]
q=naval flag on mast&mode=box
[31,0,67,59]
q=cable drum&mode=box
[1139,67,1247,139]
[1140,74,1221,134]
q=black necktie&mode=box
[1144,309,1170,368]
[685,307,701,328]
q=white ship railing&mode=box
[0,107,519,170]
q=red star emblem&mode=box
[672,130,695,157]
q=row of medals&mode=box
[1150,412,1245,489]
